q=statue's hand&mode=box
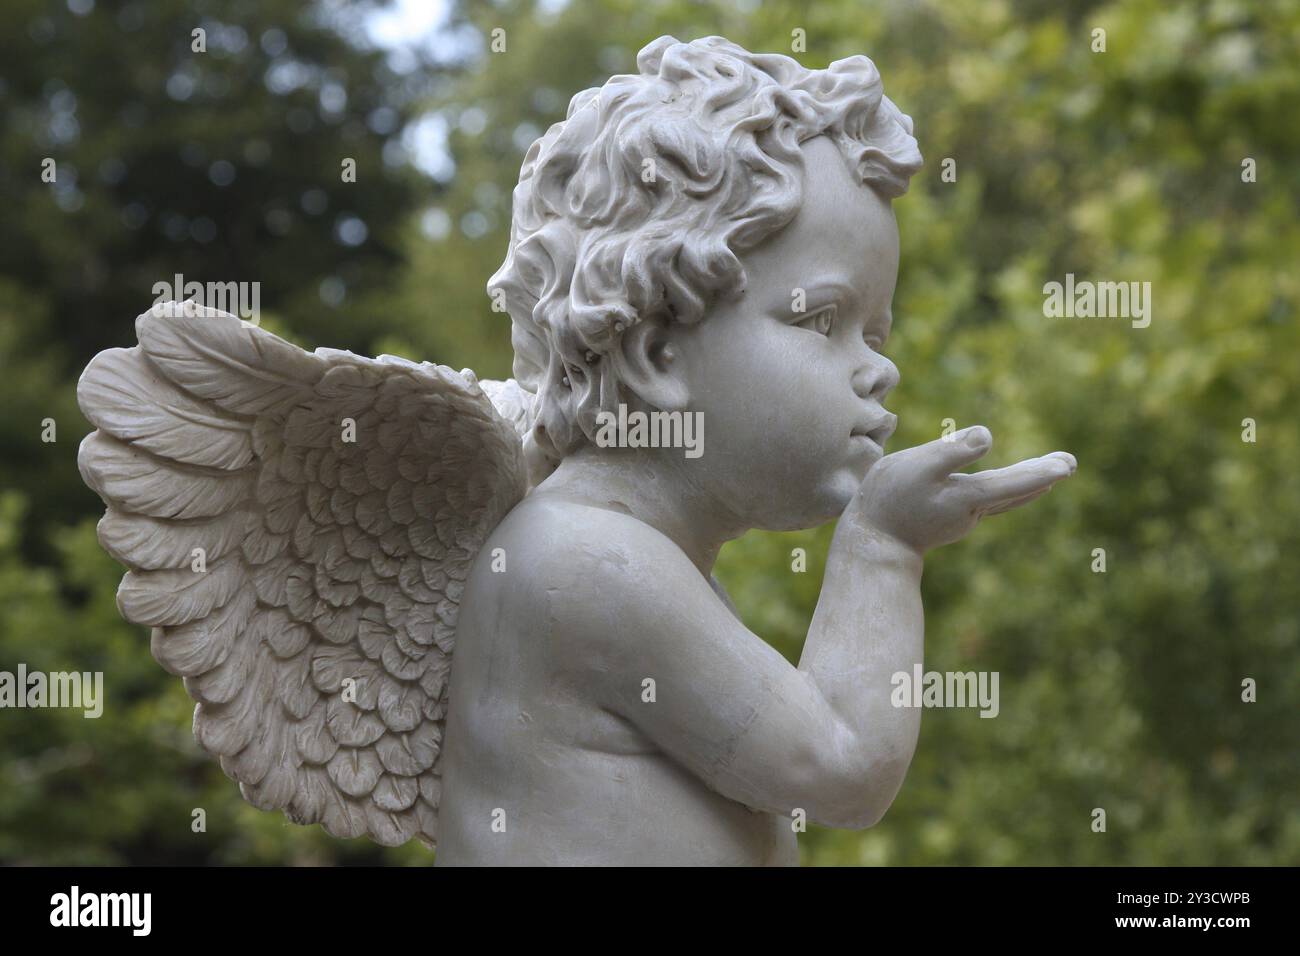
[848,425,1075,555]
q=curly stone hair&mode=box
[489,34,923,481]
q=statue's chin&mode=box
[748,484,858,533]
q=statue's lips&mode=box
[850,412,897,448]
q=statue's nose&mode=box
[852,354,899,401]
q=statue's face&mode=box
[672,134,902,530]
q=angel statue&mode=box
[77,36,1075,865]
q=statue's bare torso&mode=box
[435,495,799,866]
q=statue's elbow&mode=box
[827,795,894,831]
[778,720,915,829]
[813,750,913,831]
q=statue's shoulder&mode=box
[471,491,696,619]
[487,491,679,571]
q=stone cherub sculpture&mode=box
[76,35,1075,865]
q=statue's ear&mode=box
[611,314,690,413]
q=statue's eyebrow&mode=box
[797,278,858,308]
[870,308,894,344]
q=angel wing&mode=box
[76,300,529,847]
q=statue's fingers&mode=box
[920,425,993,477]
[953,453,1073,505]
[979,485,1052,516]
[1042,451,1077,471]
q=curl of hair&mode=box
[489,35,923,481]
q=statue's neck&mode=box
[533,445,746,577]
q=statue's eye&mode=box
[796,305,836,336]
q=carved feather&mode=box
[76,301,528,847]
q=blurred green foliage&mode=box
[1,0,1296,865]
